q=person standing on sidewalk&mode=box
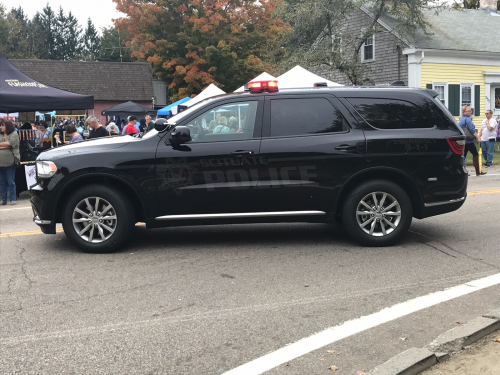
[0,120,20,205]
[459,105,486,176]
[479,110,497,168]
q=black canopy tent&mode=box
[0,53,94,112]
[101,101,156,117]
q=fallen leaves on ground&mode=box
[329,365,338,371]
[456,321,464,324]
[493,339,500,343]
[356,372,366,375]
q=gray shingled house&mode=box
[10,60,167,122]
[310,1,500,121]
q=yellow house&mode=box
[404,7,500,128]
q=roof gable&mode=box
[9,60,155,101]
[366,8,500,53]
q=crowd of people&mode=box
[459,106,499,176]
[0,114,156,203]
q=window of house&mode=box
[269,98,348,137]
[495,88,500,109]
[362,35,374,61]
[331,35,342,53]
[432,82,448,108]
[460,83,474,115]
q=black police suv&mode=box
[31,82,467,253]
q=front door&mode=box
[492,85,500,118]
[154,99,264,217]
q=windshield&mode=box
[165,96,222,124]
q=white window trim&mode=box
[460,82,475,117]
[432,81,448,108]
[361,34,375,62]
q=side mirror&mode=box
[155,119,170,132]
[169,126,191,146]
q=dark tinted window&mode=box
[270,98,347,137]
[347,98,436,129]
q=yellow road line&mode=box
[468,189,500,196]
[0,223,145,239]
[0,229,64,238]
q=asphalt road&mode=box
[1,173,500,375]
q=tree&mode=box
[54,7,81,60]
[113,0,288,101]
[99,27,132,62]
[0,4,10,54]
[30,5,57,59]
[82,18,101,60]
[275,0,444,85]
[0,6,35,58]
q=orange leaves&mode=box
[163,59,179,69]
[174,4,188,13]
[114,0,288,101]
[200,25,213,33]
[192,17,207,25]
[147,55,163,65]
[175,65,187,75]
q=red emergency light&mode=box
[248,80,279,94]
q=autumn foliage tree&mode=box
[113,0,288,101]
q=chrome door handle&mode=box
[231,150,254,156]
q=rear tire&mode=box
[341,180,412,247]
[62,185,135,253]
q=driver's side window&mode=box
[186,101,258,143]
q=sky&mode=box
[1,0,124,31]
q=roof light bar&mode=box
[248,80,278,94]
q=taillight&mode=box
[446,137,465,155]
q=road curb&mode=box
[366,307,500,375]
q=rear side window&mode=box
[347,98,437,129]
[270,98,347,137]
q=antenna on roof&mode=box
[390,80,405,87]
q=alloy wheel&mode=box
[72,197,117,243]
[355,191,401,237]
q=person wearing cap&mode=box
[124,116,138,135]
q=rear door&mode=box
[258,94,366,213]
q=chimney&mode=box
[480,0,497,11]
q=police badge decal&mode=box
[156,158,197,195]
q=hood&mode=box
[37,136,133,160]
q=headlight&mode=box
[36,161,58,179]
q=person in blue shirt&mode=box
[458,105,486,176]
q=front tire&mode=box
[341,180,412,247]
[62,185,135,253]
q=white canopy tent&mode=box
[277,65,342,88]
[185,84,226,107]
[234,72,277,93]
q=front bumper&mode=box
[30,183,56,234]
